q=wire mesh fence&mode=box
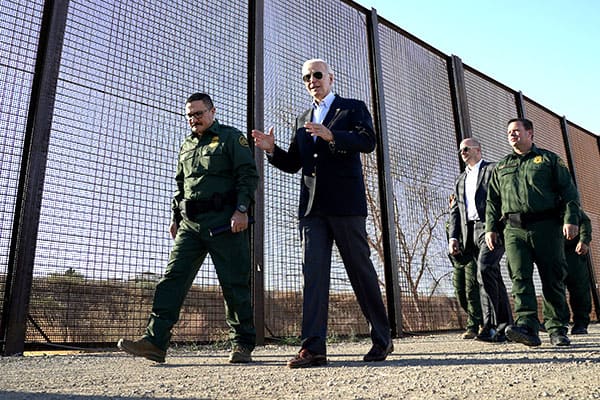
[1,0,598,350]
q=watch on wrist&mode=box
[236,204,248,213]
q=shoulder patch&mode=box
[239,135,249,147]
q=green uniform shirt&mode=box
[485,144,580,233]
[171,120,258,223]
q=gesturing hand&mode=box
[304,122,333,142]
[251,127,275,153]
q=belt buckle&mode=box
[508,213,522,228]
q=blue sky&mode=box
[355,0,600,136]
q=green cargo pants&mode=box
[564,248,591,327]
[450,254,482,331]
[504,218,569,335]
[144,211,255,351]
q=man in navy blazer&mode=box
[448,138,512,342]
[252,58,392,367]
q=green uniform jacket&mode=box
[485,144,580,233]
[565,210,592,248]
[171,120,258,223]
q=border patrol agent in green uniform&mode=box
[118,93,259,363]
[485,118,580,347]
[563,209,593,335]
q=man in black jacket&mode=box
[252,58,392,368]
[449,138,512,342]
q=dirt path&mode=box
[2,324,599,399]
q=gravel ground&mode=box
[1,324,599,400]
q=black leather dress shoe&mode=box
[476,328,507,343]
[363,341,393,362]
[287,349,327,368]
[506,325,541,347]
[571,325,588,335]
[494,333,507,343]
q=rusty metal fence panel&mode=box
[567,123,600,315]
[377,23,462,332]
[523,99,569,161]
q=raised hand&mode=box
[251,127,275,153]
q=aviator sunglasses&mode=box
[302,71,324,82]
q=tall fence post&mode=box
[1,0,70,355]
[366,8,403,337]
[447,55,472,149]
[560,117,578,183]
[515,91,526,119]
[248,0,265,345]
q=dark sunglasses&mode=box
[458,146,478,154]
[302,71,324,82]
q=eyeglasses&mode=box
[458,146,479,154]
[187,109,211,120]
[302,71,324,83]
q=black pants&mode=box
[465,221,513,332]
[298,215,391,355]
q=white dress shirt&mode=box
[464,159,483,221]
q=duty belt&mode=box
[180,190,236,220]
[503,209,559,229]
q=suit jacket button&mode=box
[313,153,318,158]
[311,172,315,176]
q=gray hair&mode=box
[302,58,333,74]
